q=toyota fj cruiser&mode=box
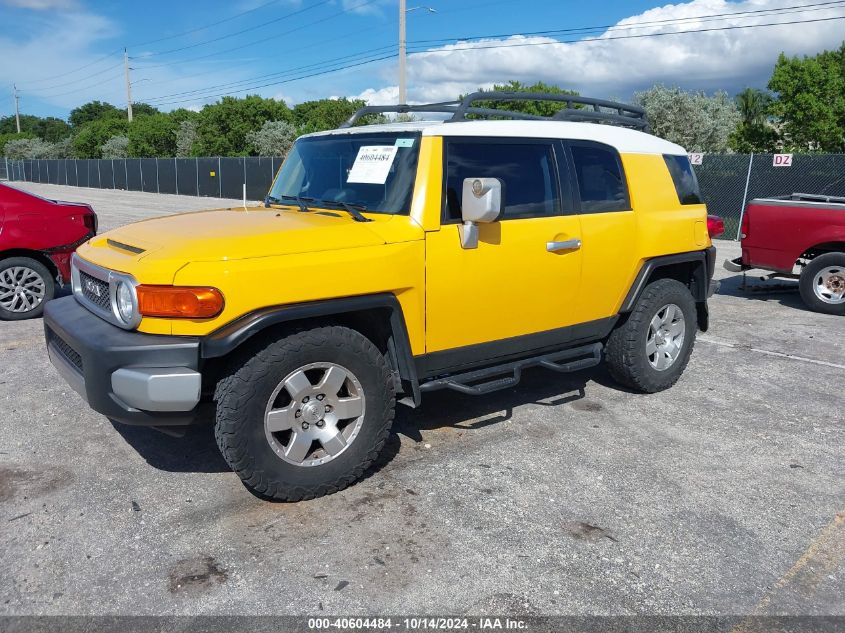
[44,93,717,501]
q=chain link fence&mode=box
[4,154,845,241]
[695,153,845,239]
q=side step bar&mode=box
[419,343,602,396]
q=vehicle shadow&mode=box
[717,272,807,311]
[110,365,598,476]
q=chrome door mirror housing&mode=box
[459,178,504,249]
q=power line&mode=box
[133,0,335,59]
[142,52,398,107]
[127,0,286,49]
[132,0,381,70]
[17,49,123,87]
[18,1,290,85]
[411,0,845,45]
[33,72,125,99]
[406,13,845,55]
[138,6,845,107]
[139,45,397,103]
[23,61,124,93]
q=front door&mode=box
[424,138,583,370]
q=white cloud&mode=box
[355,0,845,105]
[0,6,252,117]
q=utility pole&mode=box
[398,0,407,105]
[124,48,133,122]
[13,84,21,133]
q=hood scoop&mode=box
[106,239,146,255]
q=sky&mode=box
[1,0,844,120]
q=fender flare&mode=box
[620,248,715,330]
[200,293,421,405]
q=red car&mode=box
[724,193,845,315]
[0,183,97,320]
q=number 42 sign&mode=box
[773,153,793,167]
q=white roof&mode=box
[302,120,687,156]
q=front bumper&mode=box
[44,296,205,426]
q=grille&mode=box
[79,270,110,311]
[47,329,83,373]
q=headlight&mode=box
[115,281,136,323]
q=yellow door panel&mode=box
[425,215,582,353]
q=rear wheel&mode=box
[605,278,697,393]
[214,326,395,501]
[799,253,845,315]
[0,257,55,321]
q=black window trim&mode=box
[564,139,632,215]
[440,136,573,224]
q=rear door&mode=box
[424,137,583,367]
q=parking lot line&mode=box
[699,335,845,370]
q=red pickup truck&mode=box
[724,193,845,315]
[0,183,97,320]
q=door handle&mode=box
[546,239,581,252]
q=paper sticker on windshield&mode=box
[395,138,415,147]
[347,146,398,184]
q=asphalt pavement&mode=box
[1,182,842,617]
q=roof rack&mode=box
[340,92,650,131]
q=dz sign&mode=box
[773,153,793,167]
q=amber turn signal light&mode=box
[137,285,224,319]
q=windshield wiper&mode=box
[265,194,312,213]
[313,199,372,223]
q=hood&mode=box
[93,206,416,264]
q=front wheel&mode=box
[799,253,845,316]
[605,278,697,393]
[0,257,55,321]
[214,326,395,501]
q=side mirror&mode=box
[459,178,503,249]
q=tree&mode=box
[69,101,123,128]
[129,103,159,118]
[246,120,298,156]
[127,113,178,157]
[4,137,56,159]
[196,95,291,156]
[72,117,129,158]
[0,132,34,156]
[767,46,845,151]
[468,80,580,117]
[175,119,199,157]
[0,115,71,142]
[632,85,741,152]
[736,88,772,126]
[101,136,129,159]
[728,88,779,152]
[293,98,366,133]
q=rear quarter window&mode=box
[663,154,702,205]
[569,142,630,213]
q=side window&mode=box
[444,141,560,221]
[663,154,702,205]
[570,143,630,213]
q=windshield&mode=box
[268,132,421,215]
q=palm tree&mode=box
[736,88,772,126]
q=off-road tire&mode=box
[605,278,697,393]
[214,326,395,501]
[798,252,845,316]
[0,257,55,321]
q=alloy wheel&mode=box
[0,266,46,313]
[264,362,366,467]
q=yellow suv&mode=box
[44,93,717,501]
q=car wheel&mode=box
[605,278,697,393]
[214,325,395,501]
[0,257,55,321]
[799,252,845,316]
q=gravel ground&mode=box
[0,183,842,617]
